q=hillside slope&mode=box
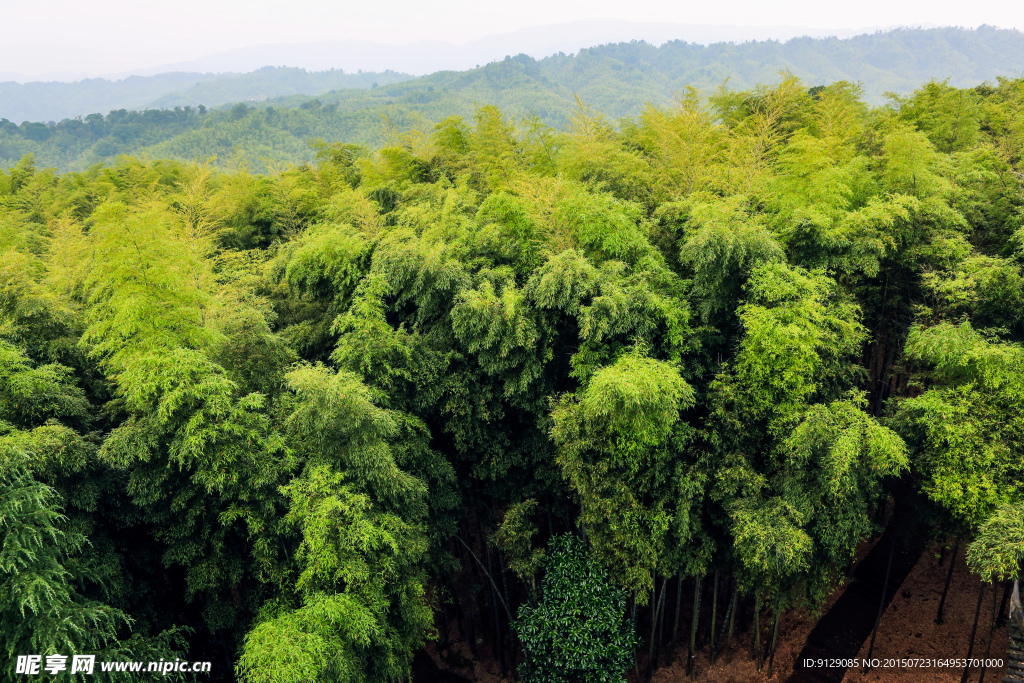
[2,26,1022,171]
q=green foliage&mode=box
[966,502,1024,582]
[237,466,430,682]
[2,69,1024,681]
[515,535,637,683]
[896,323,1024,528]
[492,500,546,593]
[710,264,905,603]
[552,352,695,596]
[1,450,126,663]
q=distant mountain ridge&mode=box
[2,24,1016,124]
[2,26,1024,173]
[110,20,897,78]
[327,25,1024,122]
[0,19,903,83]
[0,68,414,124]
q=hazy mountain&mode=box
[3,25,1023,173]
[304,24,1024,122]
[1,20,904,83]
[1,24,1005,124]
[0,69,414,124]
[119,20,899,78]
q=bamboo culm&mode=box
[656,577,668,663]
[997,580,1013,627]
[672,574,683,646]
[960,582,987,683]
[712,576,732,665]
[487,544,504,673]
[688,574,703,678]
[710,570,719,652]
[753,591,762,670]
[649,576,667,678]
[865,537,895,670]
[499,550,512,674]
[767,594,781,679]
[936,542,959,625]
[978,581,998,683]
[725,586,738,665]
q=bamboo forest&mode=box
[2,74,1024,683]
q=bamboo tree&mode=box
[710,569,719,653]
[960,583,987,683]
[767,593,782,679]
[724,585,739,664]
[865,539,895,670]
[936,542,960,624]
[687,574,702,678]
[978,581,998,683]
[753,591,762,670]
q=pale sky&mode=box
[1,0,1021,80]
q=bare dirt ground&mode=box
[653,542,1009,683]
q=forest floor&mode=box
[424,538,1011,683]
[654,539,1010,683]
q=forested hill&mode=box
[0,67,414,124]
[5,25,1024,126]
[2,25,1023,172]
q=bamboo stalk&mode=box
[712,576,731,665]
[649,575,666,679]
[725,585,738,665]
[865,538,895,671]
[487,543,504,674]
[499,550,512,673]
[997,580,1012,627]
[632,593,641,683]
[978,581,998,683]
[936,542,959,625]
[454,535,514,621]
[753,591,762,671]
[656,576,668,663]
[710,569,719,653]
[688,574,703,678]
[767,595,781,679]
[960,582,987,683]
[672,574,683,645]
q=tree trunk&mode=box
[936,542,959,624]
[865,537,895,670]
[712,576,730,665]
[499,550,513,673]
[725,585,738,665]
[753,591,762,671]
[959,581,987,683]
[978,581,998,683]
[710,570,719,653]
[656,577,668,662]
[631,593,641,683]
[649,576,667,679]
[688,574,703,678]
[997,580,1013,627]
[672,574,683,645]
[767,594,782,679]
[487,545,504,675]
[452,541,477,659]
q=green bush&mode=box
[515,535,636,683]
